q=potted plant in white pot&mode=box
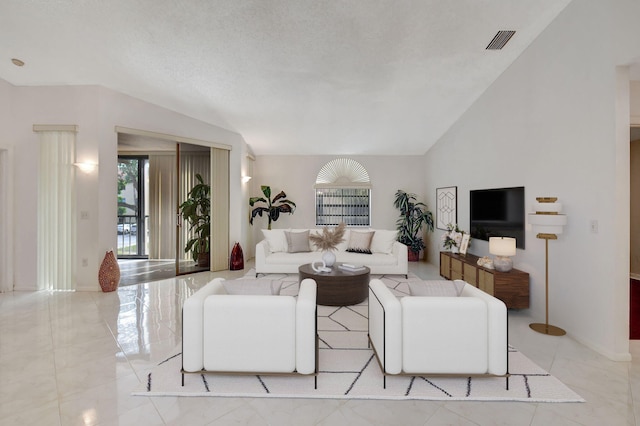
[394,190,434,261]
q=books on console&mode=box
[339,263,367,272]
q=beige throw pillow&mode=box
[285,230,311,253]
[346,230,375,254]
[369,230,397,254]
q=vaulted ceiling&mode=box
[0,1,571,155]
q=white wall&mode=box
[2,81,249,291]
[424,0,640,360]
[251,155,427,252]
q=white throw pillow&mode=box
[408,280,465,297]
[262,229,287,253]
[346,230,375,254]
[369,230,398,254]
[285,230,311,253]
[222,279,283,295]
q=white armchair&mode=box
[182,278,318,387]
[368,279,509,388]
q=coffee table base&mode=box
[298,263,370,306]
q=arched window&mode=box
[314,158,371,227]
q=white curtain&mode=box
[148,153,176,260]
[179,152,211,261]
[210,148,229,271]
[0,148,13,292]
[36,130,76,291]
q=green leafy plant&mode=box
[179,174,210,266]
[394,190,434,256]
[249,185,296,230]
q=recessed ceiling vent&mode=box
[486,30,516,50]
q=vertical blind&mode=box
[148,153,177,260]
[210,148,229,271]
[36,129,77,291]
[179,152,211,261]
[315,188,371,226]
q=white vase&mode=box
[322,251,336,267]
[451,246,459,254]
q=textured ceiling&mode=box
[0,0,571,155]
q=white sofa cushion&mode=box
[262,229,287,253]
[222,279,282,295]
[203,295,297,373]
[401,296,489,374]
[408,280,465,297]
[370,230,398,254]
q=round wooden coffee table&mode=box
[298,263,370,306]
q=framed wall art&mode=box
[436,186,457,230]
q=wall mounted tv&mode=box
[470,186,525,249]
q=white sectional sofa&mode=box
[254,228,408,276]
[368,279,508,388]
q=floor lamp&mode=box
[528,197,567,336]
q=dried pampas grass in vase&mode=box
[309,222,346,267]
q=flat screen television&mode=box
[470,186,525,249]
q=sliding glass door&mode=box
[117,156,149,258]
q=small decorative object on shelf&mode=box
[476,256,495,269]
[229,242,244,270]
[442,223,468,253]
[98,249,120,292]
[309,222,346,268]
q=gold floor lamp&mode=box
[528,197,567,336]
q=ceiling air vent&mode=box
[486,30,516,50]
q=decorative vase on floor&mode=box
[322,250,336,267]
[98,249,120,292]
[230,242,244,270]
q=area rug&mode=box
[133,271,584,402]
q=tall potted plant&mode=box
[249,185,296,230]
[179,174,210,267]
[394,190,434,261]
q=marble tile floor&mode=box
[1,260,639,425]
[117,259,210,287]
